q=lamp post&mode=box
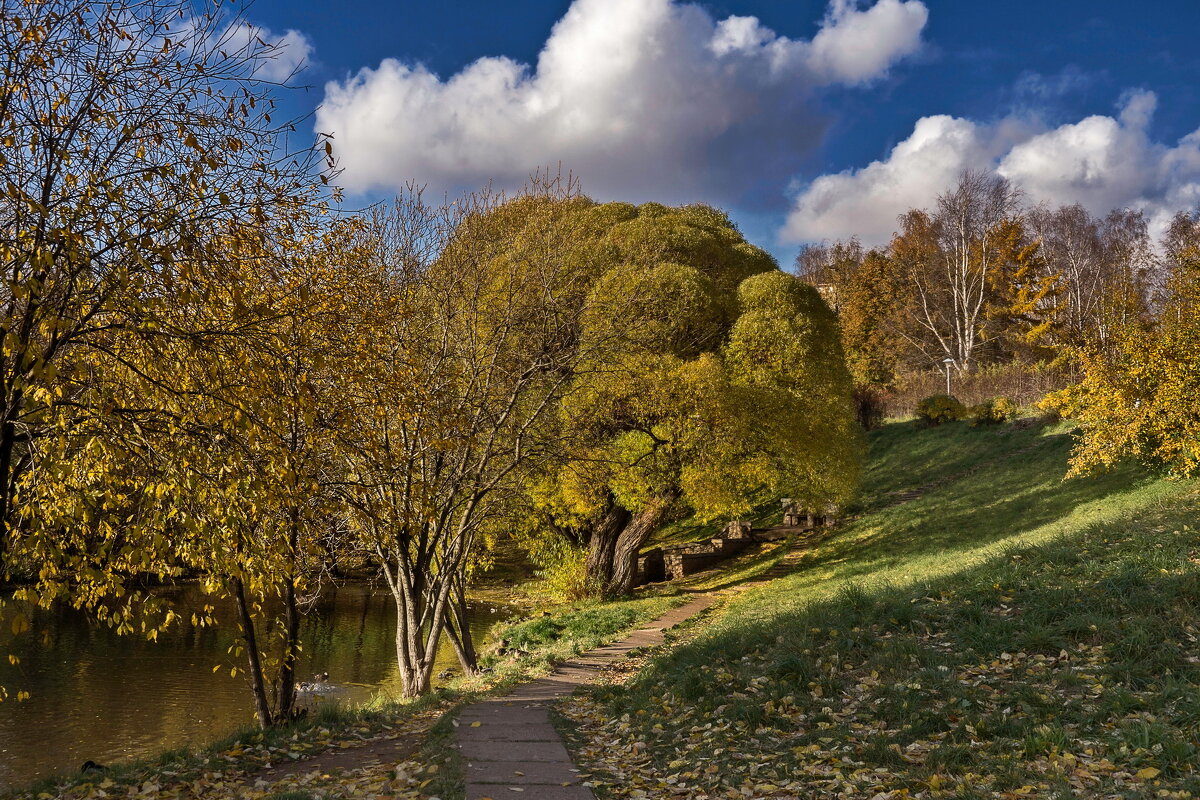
[943,357,954,396]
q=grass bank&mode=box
[560,419,1200,799]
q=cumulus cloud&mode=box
[219,22,313,82]
[806,0,929,84]
[316,0,928,201]
[782,90,1200,245]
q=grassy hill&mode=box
[558,418,1200,799]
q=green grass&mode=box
[497,595,684,655]
[560,419,1200,799]
[476,592,689,679]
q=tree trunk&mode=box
[274,516,303,721]
[608,493,678,596]
[0,415,18,576]
[232,577,273,729]
[584,501,631,595]
[444,614,477,677]
[444,577,477,675]
[392,587,439,698]
[275,573,301,721]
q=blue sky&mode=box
[244,0,1200,263]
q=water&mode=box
[0,583,510,789]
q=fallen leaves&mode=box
[37,713,439,800]
[554,528,1200,799]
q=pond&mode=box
[0,583,512,790]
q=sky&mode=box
[242,0,1200,264]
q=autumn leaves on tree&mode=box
[0,0,863,718]
[798,169,1199,477]
[797,171,1163,388]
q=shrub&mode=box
[885,362,1072,418]
[853,385,886,431]
[536,547,594,601]
[968,396,1018,426]
[915,394,965,426]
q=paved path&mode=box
[454,594,719,800]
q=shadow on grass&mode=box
[581,475,1200,798]
[668,539,791,595]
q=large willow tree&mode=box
[516,203,862,596]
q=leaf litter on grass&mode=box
[32,712,441,800]
[558,520,1200,800]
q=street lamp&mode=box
[943,358,954,396]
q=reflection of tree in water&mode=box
[0,583,510,789]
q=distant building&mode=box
[815,282,840,312]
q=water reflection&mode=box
[0,583,509,789]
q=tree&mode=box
[332,183,605,696]
[1028,204,1107,348]
[891,171,1020,372]
[526,204,774,595]
[172,223,348,727]
[526,207,861,596]
[14,215,349,726]
[0,0,316,612]
[794,238,864,312]
[836,250,912,386]
[723,272,863,511]
[983,218,1062,360]
[1055,241,1200,477]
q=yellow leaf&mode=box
[470,721,481,727]
[1136,767,1160,780]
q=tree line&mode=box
[795,170,1197,381]
[796,170,1200,476]
[0,0,862,725]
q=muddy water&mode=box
[0,583,510,789]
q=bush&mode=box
[885,362,1072,419]
[915,394,965,426]
[967,396,1018,426]
[536,547,594,601]
[853,385,886,431]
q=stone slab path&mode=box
[455,594,719,800]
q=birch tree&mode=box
[893,171,1020,372]
[1028,204,1107,347]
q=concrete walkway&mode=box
[455,594,719,800]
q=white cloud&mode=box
[781,115,1033,243]
[219,22,313,83]
[782,90,1200,245]
[316,0,928,201]
[806,0,929,85]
